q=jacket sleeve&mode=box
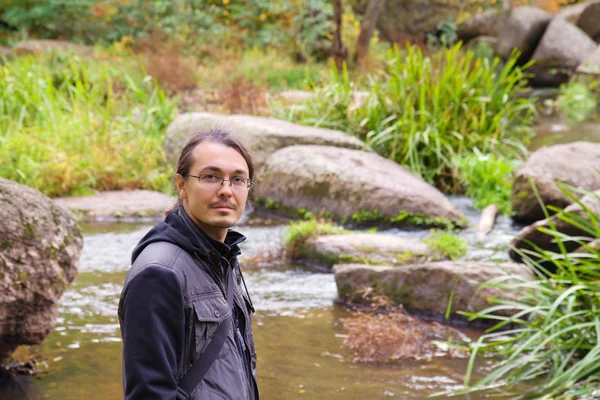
[121,265,185,400]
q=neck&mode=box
[182,203,227,242]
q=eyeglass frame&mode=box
[187,173,254,189]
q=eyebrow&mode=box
[200,165,248,176]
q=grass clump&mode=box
[285,43,535,193]
[557,81,598,123]
[422,231,467,261]
[0,52,176,197]
[283,220,347,259]
[454,149,518,215]
[443,187,600,399]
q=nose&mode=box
[217,181,233,197]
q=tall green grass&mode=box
[0,52,176,197]
[446,186,600,399]
[284,44,536,193]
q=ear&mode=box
[175,174,187,200]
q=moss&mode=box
[422,231,467,260]
[393,250,417,264]
[24,222,36,239]
[0,240,11,251]
[348,209,467,230]
[300,181,331,199]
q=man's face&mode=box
[176,141,249,241]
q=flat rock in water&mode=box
[511,141,600,223]
[510,189,600,263]
[254,145,467,229]
[164,112,366,168]
[297,233,439,270]
[0,178,83,361]
[53,190,176,221]
[333,261,532,321]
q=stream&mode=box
[4,197,519,400]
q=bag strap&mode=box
[177,265,235,397]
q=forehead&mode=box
[190,141,249,173]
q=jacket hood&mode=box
[131,205,246,265]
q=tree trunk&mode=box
[354,0,386,68]
[331,0,348,71]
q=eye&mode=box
[201,174,221,182]
[231,176,246,185]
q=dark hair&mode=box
[167,128,255,213]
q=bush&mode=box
[446,187,600,399]
[0,52,176,197]
[286,44,536,193]
[454,150,518,215]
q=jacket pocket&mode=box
[192,295,232,359]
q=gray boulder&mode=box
[510,189,600,263]
[13,40,93,57]
[350,0,460,41]
[53,190,176,221]
[577,1,600,42]
[164,112,366,168]
[254,145,467,229]
[296,233,438,270]
[333,261,532,320]
[530,18,597,86]
[0,178,83,361]
[555,0,599,24]
[458,7,551,63]
[511,142,600,223]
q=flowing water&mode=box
[3,197,524,400]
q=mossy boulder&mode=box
[530,18,597,86]
[164,112,366,168]
[511,142,600,223]
[52,190,176,222]
[458,7,551,64]
[333,261,532,321]
[0,178,83,362]
[254,145,467,229]
[296,233,439,270]
[350,0,459,41]
[510,189,600,263]
[578,44,600,75]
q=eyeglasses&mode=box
[188,173,253,190]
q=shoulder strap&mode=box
[177,265,235,398]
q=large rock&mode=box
[254,145,467,229]
[350,0,459,41]
[577,1,600,42]
[53,190,176,221]
[13,40,93,57]
[530,18,597,86]
[511,142,600,223]
[0,178,83,361]
[333,261,532,320]
[510,189,600,263]
[555,0,593,24]
[578,44,600,75]
[458,7,551,64]
[164,112,366,168]
[296,233,438,270]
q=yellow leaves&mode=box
[223,0,230,4]
[259,13,268,21]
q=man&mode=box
[118,129,259,399]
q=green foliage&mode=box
[1,0,333,58]
[557,81,598,123]
[446,186,600,399]
[426,20,458,49]
[287,44,536,193]
[0,52,176,197]
[454,149,518,215]
[422,231,467,260]
[283,220,347,258]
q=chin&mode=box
[209,217,237,228]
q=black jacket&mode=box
[118,206,258,399]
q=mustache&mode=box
[210,201,237,210]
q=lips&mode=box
[212,203,235,210]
